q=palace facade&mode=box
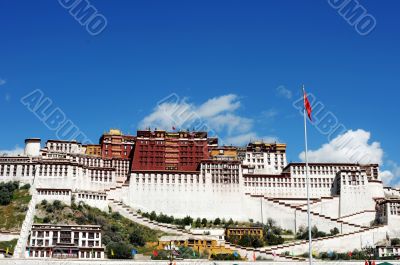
[0,129,398,238]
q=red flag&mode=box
[364,261,368,265]
[371,261,376,265]
[347,251,352,257]
[303,89,312,121]
[152,250,158,257]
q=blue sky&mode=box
[1,1,399,184]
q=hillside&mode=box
[34,200,166,258]
[0,182,31,231]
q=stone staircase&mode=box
[258,224,386,256]
[337,210,376,220]
[108,196,382,262]
[108,198,306,262]
[108,199,193,236]
[223,241,307,262]
[295,196,337,210]
[12,187,38,259]
[262,196,368,231]
[104,181,129,201]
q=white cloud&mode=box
[196,94,241,118]
[0,146,24,156]
[0,78,6,86]
[385,161,400,186]
[139,94,276,146]
[276,85,292,99]
[380,170,395,185]
[299,129,383,164]
[298,129,400,185]
[388,161,400,176]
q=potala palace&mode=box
[1,128,400,261]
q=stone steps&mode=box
[264,196,368,230]
[108,199,301,262]
[260,225,385,253]
[13,188,38,259]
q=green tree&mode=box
[0,188,12,205]
[213,218,221,226]
[201,218,208,227]
[182,216,193,226]
[107,242,132,259]
[238,235,252,247]
[330,227,340,236]
[252,236,264,248]
[149,211,157,221]
[111,212,122,220]
[129,232,145,247]
[264,231,284,245]
[296,225,326,240]
[391,238,400,246]
[52,200,63,210]
[194,218,202,228]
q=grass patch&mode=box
[0,189,31,231]
[0,239,18,253]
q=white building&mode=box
[242,142,287,175]
[0,137,398,238]
[27,224,104,259]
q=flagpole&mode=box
[303,85,313,265]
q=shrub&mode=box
[264,232,284,246]
[0,188,12,205]
[156,213,174,224]
[129,232,145,247]
[110,224,120,233]
[330,227,340,236]
[0,181,19,193]
[41,199,48,206]
[111,212,122,220]
[107,242,133,259]
[45,204,54,213]
[296,225,326,240]
[0,181,21,205]
[52,200,63,210]
[211,253,241,260]
[194,218,202,228]
[228,234,265,248]
[102,235,112,246]
[182,216,193,226]
[391,238,400,246]
[149,211,157,221]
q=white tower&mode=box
[24,138,41,157]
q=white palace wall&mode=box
[340,211,377,227]
[309,197,340,219]
[37,189,72,205]
[126,172,250,221]
[126,172,357,233]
